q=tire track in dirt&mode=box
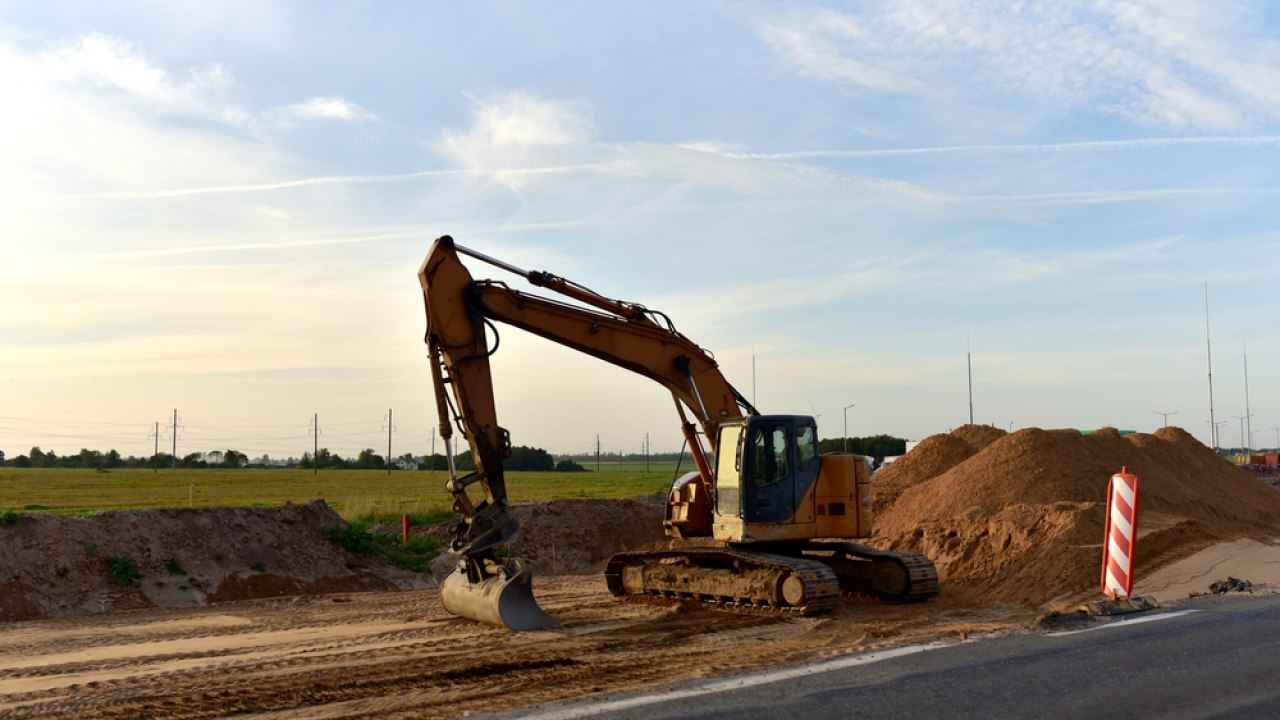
[0,576,1027,720]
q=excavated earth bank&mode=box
[870,425,1280,607]
[0,500,430,622]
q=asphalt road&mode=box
[510,592,1280,720]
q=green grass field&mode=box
[0,467,675,525]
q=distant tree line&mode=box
[818,435,908,464]
[0,435,908,471]
[0,444,571,471]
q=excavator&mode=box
[419,236,938,630]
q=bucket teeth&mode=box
[440,565,560,631]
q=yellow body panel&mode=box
[711,453,872,542]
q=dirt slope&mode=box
[0,501,429,622]
[872,425,1280,607]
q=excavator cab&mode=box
[711,416,823,542]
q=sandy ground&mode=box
[3,538,1276,720]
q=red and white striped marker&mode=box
[1101,467,1140,599]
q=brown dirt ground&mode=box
[3,426,1279,719]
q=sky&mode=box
[2,1,1279,462]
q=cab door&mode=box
[742,420,795,524]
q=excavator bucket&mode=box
[440,564,560,631]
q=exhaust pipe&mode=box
[440,562,560,631]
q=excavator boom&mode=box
[420,236,754,628]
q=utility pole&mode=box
[843,404,856,453]
[967,335,974,426]
[645,433,650,472]
[1271,427,1280,450]
[1205,283,1218,448]
[167,409,181,474]
[384,408,395,476]
[148,421,160,474]
[430,426,436,474]
[1232,415,1250,451]
[309,414,319,476]
[1209,419,1227,452]
[1244,347,1253,453]
[1153,410,1179,428]
[596,434,601,472]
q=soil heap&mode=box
[871,425,1280,607]
[428,498,666,578]
[0,500,428,622]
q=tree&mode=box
[145,452,174,469]
[78,448,103,469]
[419,453,450,470]
[10,454,29,468]
[179,452,206,468]
[356,448,386,469]
[0,449,5,466]
[221,450,247,468]
[106,449,122,468]
[454,450,477,471]
[819,434,907,464]
[507,446,554,471]
[29,447,44,466]
[555,458,587,472]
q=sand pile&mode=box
[0,501,428,622]
[428,498,666,578]
[872,425,1280,607]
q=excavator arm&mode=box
[419,235,754,629]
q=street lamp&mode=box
[1153,410,1178,427]
[843,404,855,453]
[1231,415,1251,451]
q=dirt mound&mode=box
[0,501,429,622]
[428,498,667,578]
[873,425,1006,514]
[872,426,1280,607]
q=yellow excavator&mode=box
[419,236,938,630]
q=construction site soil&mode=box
[3,426,1279,719]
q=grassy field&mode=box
[0,467,675,525]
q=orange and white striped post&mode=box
[1101,467,1140,599]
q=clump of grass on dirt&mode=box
[324,523,376,554]
[0,510,20,526]
[165,559,187,575]
[324,521,441,573]
[106,556,139,586]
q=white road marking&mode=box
[1045,609,1201,637]
[515,642,952,719]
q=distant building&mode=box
[394,457,420,471]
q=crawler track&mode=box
[605,547,841,616]
[794,541,940,603]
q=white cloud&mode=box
[436,92,597,171]
[40,33,237,119]
[268,96,378,126]
[758,2,1280,131]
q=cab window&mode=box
[752,425,790,487]
[797,424,817,470]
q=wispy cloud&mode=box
[758,3,1280,132]
[728,136,1280,160]
[963,187,1280,206]
[265,96,378,128]
[40,32,238,120]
